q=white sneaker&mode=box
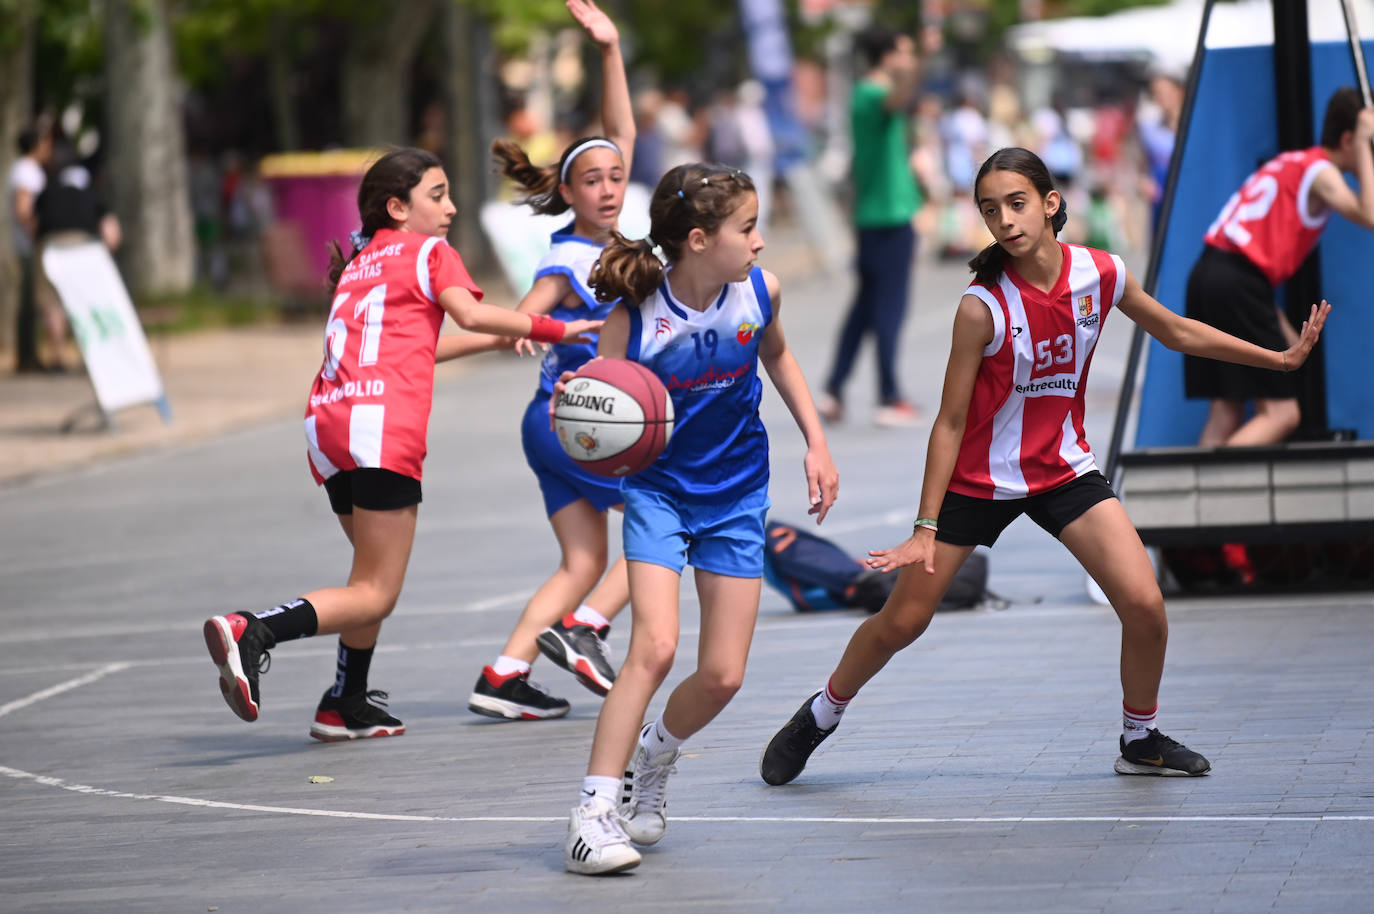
[618,740,680,845]
[565,797,641,875]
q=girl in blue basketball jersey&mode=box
[437,0,637,720]
[558,162,840,875]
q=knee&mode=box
[868,606,931,653]
[562,549,609,588]
[353,580,402,623]
[1118,591,1168,644]
[626,635,677,683]
[696,665,745,707]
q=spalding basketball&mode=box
[554,358,675,477]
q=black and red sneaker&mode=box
[537,614,617,696]
[310,689,405,742]
[467,667,570,720]
[203,613,275,722]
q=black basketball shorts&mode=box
[935,471,1118,547]
[323,468,422,515]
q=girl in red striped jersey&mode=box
[201,147,601,742]
[759,146,1329,784]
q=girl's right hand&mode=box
[548,360,601,428]
[562,319,604,344]
[865,528,937,575]
[1281,300,1330,372]
[567,0,618,47]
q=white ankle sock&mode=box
[580,775,621,806]
[810,677,852,730]
[641,716,685,756]
[491,655,530,677]
[1122,702,1157,744]
[572,604,610,628]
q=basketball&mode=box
[554,358,674,477]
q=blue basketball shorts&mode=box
[522,393,624,517]
[622,483,770,578]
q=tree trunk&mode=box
[105,0,195,296]
[340,0,440,147]
[442,0,497,275]
[266,14,301,153]
[0,11,35,365]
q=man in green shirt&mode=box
[819,26,922,427]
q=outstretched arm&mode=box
[1115,269,1329,372]
[757,272,839,523]
[866,293,989,575]
[568,0,635,176]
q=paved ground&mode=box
[1,230,1372,912]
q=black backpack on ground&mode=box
[761,519,996,613]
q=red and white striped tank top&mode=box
[950,242,1123,500]
[1204,146,1333,286]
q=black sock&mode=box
[249,598,318,643]
[330,640,374,698]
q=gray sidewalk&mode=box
[1,232,1372,912]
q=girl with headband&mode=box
[444,0,638,722]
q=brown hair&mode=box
[491,135,622,216]
[590,162,756,304]
[327,147,443,291]
[967,147,1068,287]
[1321,86,1362,148]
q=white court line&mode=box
[1,765,1370,825]
[3,657,1372,829]
[0,663,130,719]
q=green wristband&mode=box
[913,516,939,534]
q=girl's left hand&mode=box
[1282,300,1331,372]
[804,448,839,524]
[567,0,618,47]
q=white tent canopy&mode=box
[1008,0,1374,75]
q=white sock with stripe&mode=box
[809,677,852,730]
[580,775,621,807]
[1122,702,1157,744]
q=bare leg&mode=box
[499,499,619,662]
[828,541,975,697]
[586,561,681,778]
[1197,399,1245,447]
[303,504,417,646]
[1225,397,1300,447]
[1056,498,1167,711]
[659,571,761,738]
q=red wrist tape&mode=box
[528,314,565,344]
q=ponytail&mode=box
[590,232,664,304]
[491,139,567,215]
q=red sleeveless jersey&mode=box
[951,243,1123,500]
[1204,146,1334,286]
[304,228,482,483]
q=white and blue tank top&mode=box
[624,266,773,501]
[534,223,618,395]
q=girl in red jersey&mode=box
[759,146,1329,784]
[201,147,601,741]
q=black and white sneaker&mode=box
[565,796,641,875]
[202,613,276,722]
[1115,729,1211,776]
[310,689,406,742]
[760,692,835,786]
[537,614,617,696]
[467,667,571,720]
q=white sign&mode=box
[41,240,169,422]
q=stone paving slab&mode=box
[2,251,1373,912]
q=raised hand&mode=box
[566,0,619,48]
[1282,300,1331,372]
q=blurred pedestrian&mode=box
[32,144,123,373]
[9,123,53,372]
[818,26,923,428]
